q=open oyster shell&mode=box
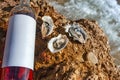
[41,16,54,38]
[48,34,69,53]
[65,23,87,43]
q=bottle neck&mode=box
[20,0,30,5]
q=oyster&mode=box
[41,16,54,38]
[48,34,69,53]
[65,23,87,43]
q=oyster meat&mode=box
[41,16,54,38]
[48,34,69,53]
[65,23,87,43]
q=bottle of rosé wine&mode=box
[1,0,36,80]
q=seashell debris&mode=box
[87,52,98,65]
[48,34,69,53]
[65,23,87,43]
[41,16,54,38]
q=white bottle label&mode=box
[2,14,36,70]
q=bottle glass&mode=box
[1,0,36,80]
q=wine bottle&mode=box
[1,0,36,80]
[0,60,2,79]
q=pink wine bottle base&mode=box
[0,60,2,79]
[1,67,33,80]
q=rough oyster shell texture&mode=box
[0,0,120,80]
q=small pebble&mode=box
[87,52,98,65]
